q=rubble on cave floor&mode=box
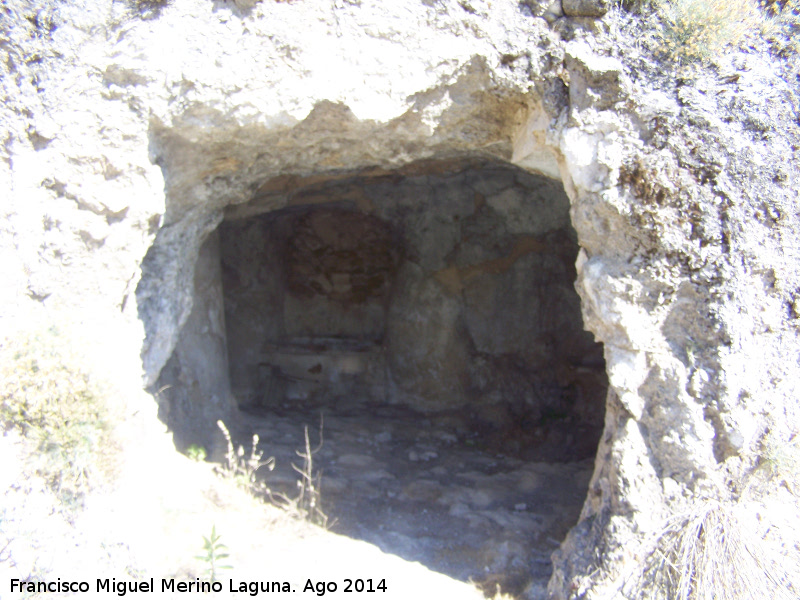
[231,400,593,597]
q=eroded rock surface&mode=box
[2,1,799,599]
[547,19,800,600]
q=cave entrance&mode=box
[158,157,607,596]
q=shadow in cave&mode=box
[159,159,608,597]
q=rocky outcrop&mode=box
[546,27,800,600]
[2,0,799,598]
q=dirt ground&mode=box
[233,399,595,597]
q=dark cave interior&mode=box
[155,158,608,595]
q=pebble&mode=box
[374,431,392,443]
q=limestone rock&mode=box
[562,0,610,17]
[521,0,564,21]
[2,1,799,599]
[552,16,609,40]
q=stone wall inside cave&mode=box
[201,160,607,460]
[220,207,399,408]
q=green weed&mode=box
[187,444,207,462]
[196,525,232,583]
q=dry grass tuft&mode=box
[606,499,800,600]
[269,419,331,528]
[760,0,800,55]
[212,418,331,528]
[215,419,275,494]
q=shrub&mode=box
[127,0,172,20]
[0,325,111,506]
[656,0,763,62]
[753,433,800,494]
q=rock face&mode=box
[2,0,799,598]
[155,230,235,452]
[547,30,800,600]
[184,161,605,461]
[561,0,609,18]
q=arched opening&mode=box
[148,156,607,596]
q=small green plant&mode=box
[186,444,207,462]
[0,325,112,506]
[196,526,232,583]
[752,434,800,495]
[657,0,763,62]
[685,339,697,367]
[541,406,570,424]
[215,420,274,494]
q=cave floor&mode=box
[232,400,593,597]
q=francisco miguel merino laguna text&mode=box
[10,577,297,596]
